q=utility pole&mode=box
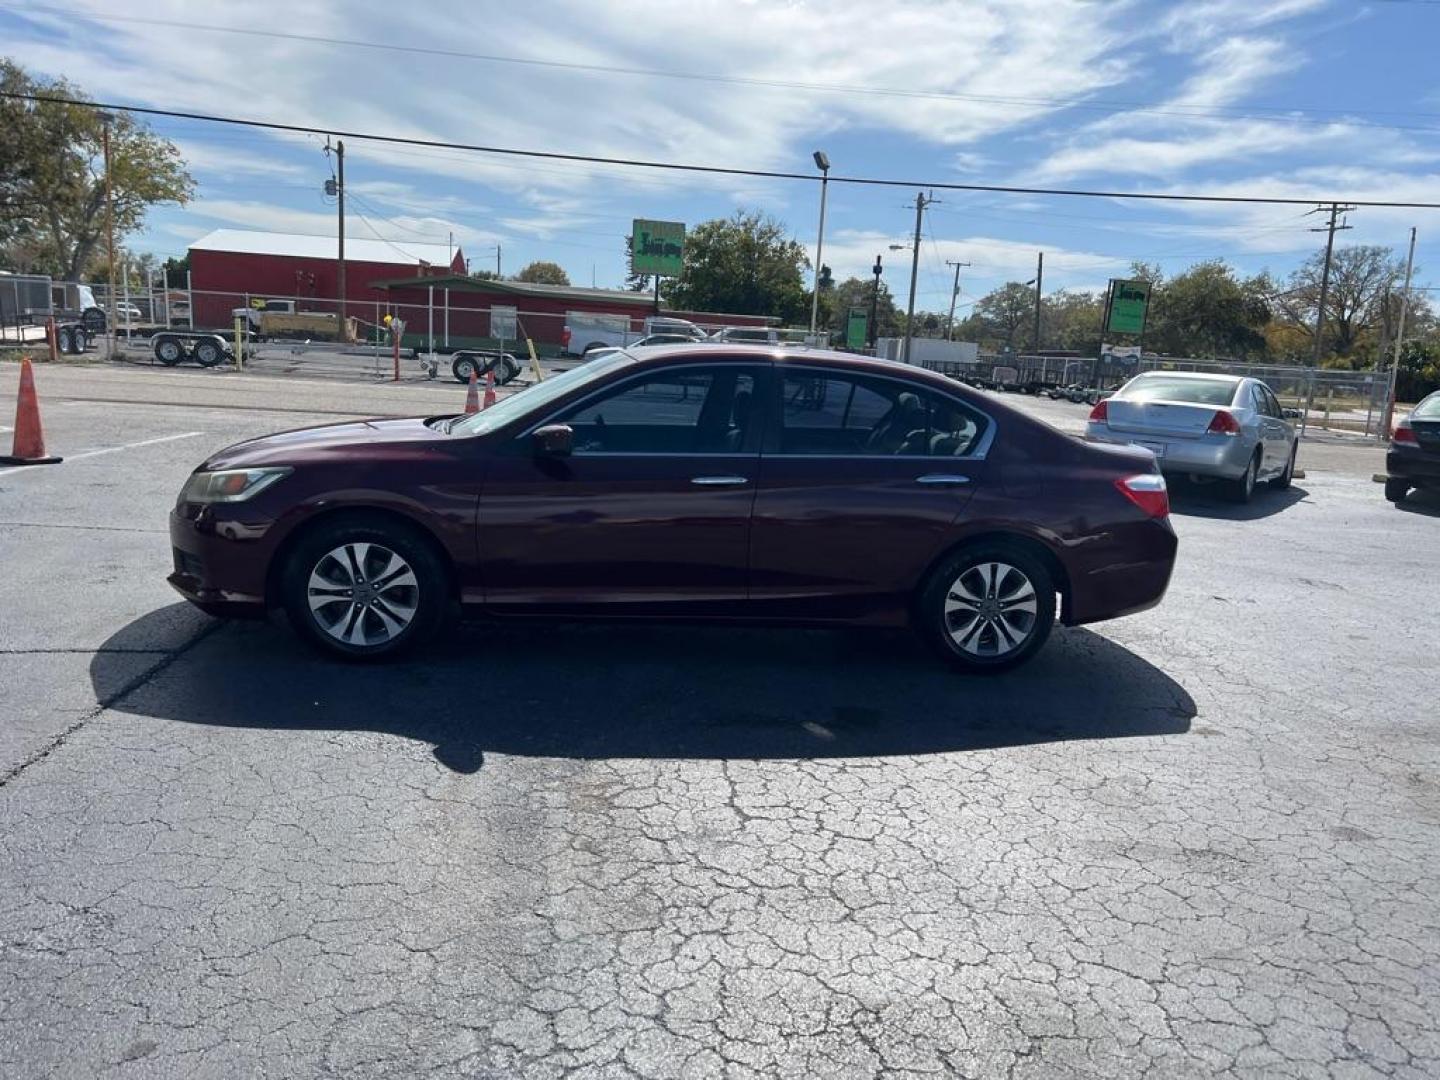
[945,259,971,340]
[1308,202,1354,367]
[902,191,933,365]
[869,254,883,350]
[100,112,116,358]
[1031,251,1044,353]
[1384,226,1417,438]
[326,139,346,329]
[496,245,502,278]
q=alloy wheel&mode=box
[306,542,420,647]
[943,561,1039,657]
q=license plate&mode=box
[1136,440,1166,459]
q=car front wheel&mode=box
[283,517,447,660]
[918,544,1056,673]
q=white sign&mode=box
[491,305,517,340]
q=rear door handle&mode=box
[915,474,971,486]
[691,475,748,486]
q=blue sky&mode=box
[5,0,1440,315]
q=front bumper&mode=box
[167,505,276,618]
[1086,425,1254,480]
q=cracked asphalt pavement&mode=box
[1,362,1438,1078]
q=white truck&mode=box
[562,313,705,356]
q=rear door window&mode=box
[776,371,988,456]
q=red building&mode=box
[368,274,776,355]
[188,229,463,330]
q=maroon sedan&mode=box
[169,346,1176,672]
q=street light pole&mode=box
[1384,226,1417,438]
[869,255,883,350]
[809,151,830,335]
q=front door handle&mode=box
[915,474,971,486]
[691,475,748,486]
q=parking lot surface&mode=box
[1,359,1438,1079]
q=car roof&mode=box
[1132,370,1243,384]
[619,342,958,381]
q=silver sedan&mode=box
[1086,371,1297,503]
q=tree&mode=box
[1275,245,1409,362]
[514,260,570,286]
[1145,261,1270,359]
[0,59,195,280]
[822,276,901,342]
[972,282,1037,351]
[161,253,190,281]
[662,209,809,322]
[1045,289,1105,355]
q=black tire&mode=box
[71,327,87,354]
[917,542,1057,674]
[282,515,448,661]
[1385,478,1410,504]
[154,336,185,366]
[191,337,226,367]
[81,306,106,333]
[1228,451,1260,504]
[1271,441,1298,490]
[57,327,74,355]
[497,355,520,385]
[451,353,478,384]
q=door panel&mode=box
[748,369,989,620]
[477,365,764,611]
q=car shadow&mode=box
[92,607,1196,774]
[1167,479,1310,521]
[1395,487,1440,518]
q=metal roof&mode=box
[367,273,654,305]
[190,229,459,267]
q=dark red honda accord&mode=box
[169,345,1176,672]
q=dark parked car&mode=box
[169,346,1178,672]
[1385,391,1440,504]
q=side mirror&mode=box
[532,423,573,457]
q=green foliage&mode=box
[824,276,901,340]
[662,209,809,322]
[0,58,195,279]
[513,260,570,286]
[970,281,1036,350]
[1144,261,1271,358]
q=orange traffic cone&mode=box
[483,368,497,410]
[1,356,62,466]
[464,368,480,414]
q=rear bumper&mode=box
[167,506,274,617]
[1059,517,1178,626]
[1387,448,1440,486]
[1086,425,1253,479]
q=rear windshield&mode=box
[1118,375,1240,406]
[1414,393,1440,420]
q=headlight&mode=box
[181,467,292,504]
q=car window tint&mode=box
[560,369,756,454]
[1248,385,1267,415]
[1119,375,1240,406]
[778,373,987,456]
[1263,387,1283,418]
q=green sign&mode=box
[631,219,685,277]
[846,308,868,349]
[1106,279,1151,335]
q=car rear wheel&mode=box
[918,544,1056,674]
[1271,441,1297,490]
[1228,451,1260,504]
[283,518,447,660]
[1385,478,1411,503]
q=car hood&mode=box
[200,417,454,470]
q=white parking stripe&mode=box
[0,432,203,478]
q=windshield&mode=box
[1414,392,1440,420]
[447,351,634,435]
[1118,374,1240,406]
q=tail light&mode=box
[1207,410,1241,436]
[1393,423,1419,446]
[1115,473,1169,518]
[1088,398,1109,423]
[561,326,572,349]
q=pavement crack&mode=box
[0,620,224,788]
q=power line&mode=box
[6,90,1440,209]
[15,5,1440,135]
